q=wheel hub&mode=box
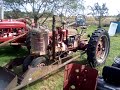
[96,37,106,63]
[37,63,45,68]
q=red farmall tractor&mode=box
[0,18,28,47]
[0,16,110,89]
[24,15,110,69]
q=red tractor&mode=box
[0,18,28,47]
[24,15,110,70]
[0,16,110,89]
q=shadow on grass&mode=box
[21,59,88,90]
[0,46,28,57]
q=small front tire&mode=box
[30,56,47,68]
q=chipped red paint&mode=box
[63,63,98,90]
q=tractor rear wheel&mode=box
[25,32,31,53]
[87,28,110,67]
[23,55,33,72]
[30,56,47,68]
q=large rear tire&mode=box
[87,28,110,67]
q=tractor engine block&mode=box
[30,28,49,55]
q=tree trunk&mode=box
[60,14,63,23]
[98,16,101,28]
[34,16,38,28]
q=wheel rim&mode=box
[36,63,45,68]
[96,35,109,63]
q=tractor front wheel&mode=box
[23,55,33,72]
[87,28,110,67]
[30,56,47,68]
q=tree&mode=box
[54,0,85,23]
[3,0,85,27]
[89,3,108,28]
[116,13,120,21]
[4,10,27,19]
[3,0,55,27]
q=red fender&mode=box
[63,63,98,90]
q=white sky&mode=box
[85,0,120,16]
[25,0,120,16]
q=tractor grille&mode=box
[30,30,48,55]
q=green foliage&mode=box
[4,10,26,19]
[3,0,85,25]
[0,46,28,66]
[116,14,120,21]
[89,3,109,28]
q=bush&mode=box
[103,23,110,27]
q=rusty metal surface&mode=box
[52,15,56,60]
[30,30,48,55]
[6,76,17,90]
[0,33,27,47]
[63,63,98,90]
[13,54,80,90]
[0,67,17,90]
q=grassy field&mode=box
[0,25,120,90]
[0,46,28,66]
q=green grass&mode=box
[0,46,28,66]
[23,25,118,90]
[0,25,120,90]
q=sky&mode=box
[22,0,120,16]
[84,0,120,16]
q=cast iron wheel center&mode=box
[96,37,106,63]
[37,63,45,68]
